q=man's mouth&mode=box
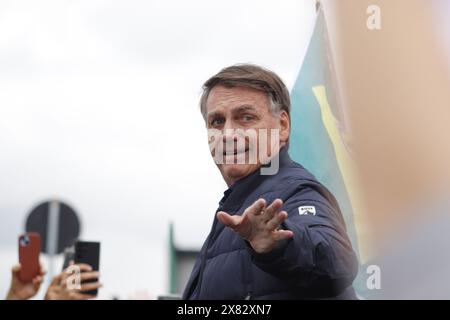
[223,147,249,156]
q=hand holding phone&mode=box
[6,233,45,300]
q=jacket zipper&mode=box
[244,249,254,300]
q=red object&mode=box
[18,233,41,282]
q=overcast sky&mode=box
[0,0,317,298]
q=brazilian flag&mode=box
[289,8,371,298]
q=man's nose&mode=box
[221,120,239,143]
[222,130,238,145]
[222,118,237,131]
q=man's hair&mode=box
[199,64,291,121]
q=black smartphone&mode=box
[74,241,100,296]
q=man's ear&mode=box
[279,111,290,144]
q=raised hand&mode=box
[6,264,45,300]
[217,198,294,253]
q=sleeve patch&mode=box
[298,206,316,216]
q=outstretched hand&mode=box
[217,198,293,254]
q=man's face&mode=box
[205,85,289,186]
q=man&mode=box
[183,64,358,299]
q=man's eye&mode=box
[211,118,225,126]
[242,115,255,122]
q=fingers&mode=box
[218,199,285,230]
[68,292,96,300]
[217,211,241,229]
[262,199,283,222]
[218,199,266,228]
[79,271,100,282]
[79,282,102,292]
[59,263,94,287]
[265,208,293,243]
[272,229,294,241]
[74,264,93,272]
[61,269,99,288]
[62,263,93,278]
[11,264,21,275]
[50,273,63,286]
[266,210,289,230]
[32,275,44,285]
[245,198,266,216]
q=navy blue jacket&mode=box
[183,147,358,299]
